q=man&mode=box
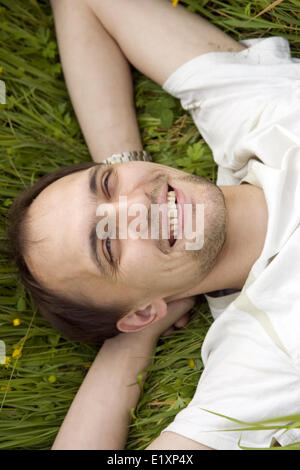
[8,0,300,450]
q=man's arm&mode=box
[51,298,212,450]
[50,0,144,163]
[52,329,154,450]
[88,0,244,87]
[50,0,244,163]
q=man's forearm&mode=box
[52,333,156,450]
[51,299,195,450]
[51,0,143,163]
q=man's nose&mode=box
[119,193,150,237]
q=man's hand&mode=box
[52,298,196,450]
[52,297,195,450]
[160,297,196,337]
[133,297,196,344]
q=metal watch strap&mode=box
[102,150,152,165]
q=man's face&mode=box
[25,162,226,312]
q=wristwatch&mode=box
[102,150,152,165]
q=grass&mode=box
[0,0,300,450]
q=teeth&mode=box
[171,225,178,239]
[168,209,177,218]
[167,190,176,203]
[167,190,178,240]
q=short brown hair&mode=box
[6,162,128,344]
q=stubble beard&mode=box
[181,174,227,280]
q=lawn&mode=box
[1,0,300,450]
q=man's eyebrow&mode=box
[88,164,109,277]
[89,164,102,196]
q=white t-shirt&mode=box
[160,36,300,450]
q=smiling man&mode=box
[11,158,265,343]
[7,0,300,451]
[25,162,228,310]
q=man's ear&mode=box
[116,299,167,333]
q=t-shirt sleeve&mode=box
[160,307,300,450]
[162,36,300,173]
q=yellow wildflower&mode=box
[172,0,179,6]
[48,375,56,384]
[189,358,195,368]
[12,348,22,359]
[13,318,21,326]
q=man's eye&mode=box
[105,238,113,263]
[102,170,112,197]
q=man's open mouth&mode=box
[167,185,178,247]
